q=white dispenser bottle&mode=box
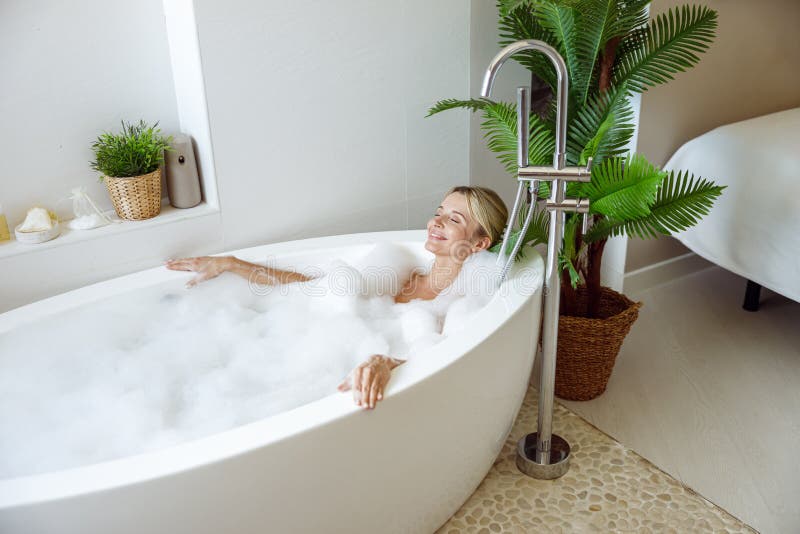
[164,134,202,209]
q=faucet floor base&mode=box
[516,432,571,479]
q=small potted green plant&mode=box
[90,120,172,220]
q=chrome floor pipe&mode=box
[481,40,592,480]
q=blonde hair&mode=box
[446,186,509,246]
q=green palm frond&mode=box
[604,0,651,40]
[498,4,559,91]
[535,168,601,199]
[426,98,492,116]
[535,2,580,90]
[498,0,536,16]
[490,203,549,259]
[584,169,726,241]
[612,5,718,93]
[482,102,555,174]
[528,119,558,168]
[567,83,634,165]
[482,102,521,174]
[559,251,582,287]
[583,154,665,220]
[427,98,554,175]
[572,0,616,105]
[559,213,582,287]
[579,113,614,164]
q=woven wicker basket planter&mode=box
[104,169,162,220]
[555,286,642,401]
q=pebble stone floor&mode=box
[436,383,757,533]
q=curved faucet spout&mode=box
[480,40,568,170]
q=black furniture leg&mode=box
[742,280,761,312]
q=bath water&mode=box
[0,244,502,479]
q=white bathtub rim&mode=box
[0,230,412,334]
[0,230,543,508]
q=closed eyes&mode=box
[435,209,462,224]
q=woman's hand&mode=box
[165,256,234,288]
[338,355,402,410]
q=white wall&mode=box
[194,0,470,252]
[0,0,180,225]
[468,0,530,206]
[0,1,472,312]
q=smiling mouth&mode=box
[428,232,447,241]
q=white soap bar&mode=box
[18,207,54,232]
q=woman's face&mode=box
[425,193,491,261]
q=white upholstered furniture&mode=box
[667,107,800,306]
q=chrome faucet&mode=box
[481,40,592,480]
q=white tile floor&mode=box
[558,266,800,534]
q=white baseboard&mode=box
[624,252,714,295]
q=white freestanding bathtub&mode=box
[0,230,544,534]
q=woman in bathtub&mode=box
[166,186,508,410]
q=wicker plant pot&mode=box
[555,286,642,401]
[104,169,162,220]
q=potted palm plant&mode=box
[429,0,725,400]
[90,120,173,220]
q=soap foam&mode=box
[0,244,503,479]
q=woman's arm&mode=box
[165,256,314,288]
[337,355,406,409]
[226,257,314,285]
